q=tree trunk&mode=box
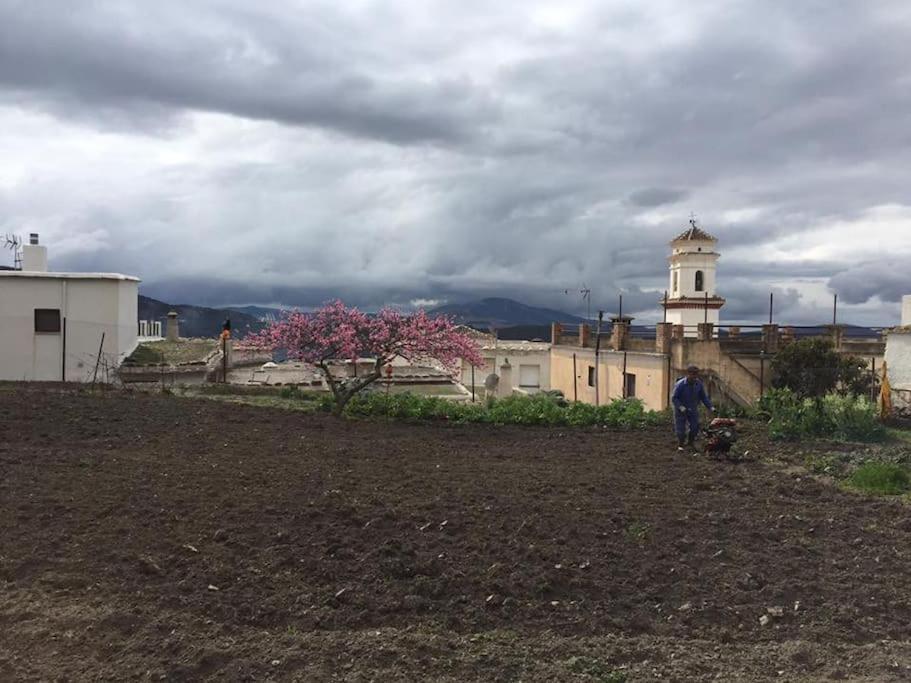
[332,390,354,417]
[324,365,382,417]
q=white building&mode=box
[885,295,911,410]
[0,235,140,382]
[459,332,552,397]
[662,220,725,335]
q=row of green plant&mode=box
[340,392,667,428]
[759,387,885,442]
[805,451,911,496]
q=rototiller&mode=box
[702,417,748,461]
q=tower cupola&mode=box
[662,219,724,334]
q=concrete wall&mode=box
[672,340,762,406]
[550,346,669,411]
[886,332,911,409]
[0,275,139,382]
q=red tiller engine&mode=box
[703,417,738,455]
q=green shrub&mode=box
[822,393,886,442]
[338,392,663,429]
[847,462,911,495]
[760,388,885,442]
[279,385,321,400]
[771,338,871,398]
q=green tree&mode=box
[771,338,870,399]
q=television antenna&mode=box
[562,284,592,320]
[3,234,22,269]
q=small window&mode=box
[35,309,61,333]
[672,271,678,293]
[695,270,704,292]
[625,373,637,398]
[587,366,596,387]
[519,364,540,388]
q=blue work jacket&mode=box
[672,377,713,413]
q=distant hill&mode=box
[221,305,284,322]
[138,296,266,339]
[429,297,585,329]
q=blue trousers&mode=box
[674,409,700,442]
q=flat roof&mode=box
[480,341,551,351]
[0,270,140,282]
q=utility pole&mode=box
[572,353,578,402]
[594,310,603,406]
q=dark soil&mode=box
[2,384,911,681]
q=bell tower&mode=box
[663,219,724,334]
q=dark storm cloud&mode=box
[2,0,910,324]
[828,262,910,305]
[0,1,495,144]
[627,188,689,208]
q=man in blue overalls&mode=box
[672,365,715,451]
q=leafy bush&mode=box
[714,402,750,419]
[279,385,325,401]
[822,393,885,442]
[771,338,871,399]
[760,388,885,442]
[847,462,911,495]
[339,392,664,429]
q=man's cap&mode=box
[686,365,700,373]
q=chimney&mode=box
[166,311,180,341]
[21,233,48,272]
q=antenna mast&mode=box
[563,284,592,320]
[3,234,22,269]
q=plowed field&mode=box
[2,385,910,681]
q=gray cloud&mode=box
[1,0,910,325]
[627,187,689,208]
[829,262,910,305]
[0,0,496,145]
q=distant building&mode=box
[458,221,888,412]
[662,220,725,335]
[884,295,911,410]
[459,331,551,397]
[0,234,140,382]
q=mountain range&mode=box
[428,297,584,329]
[138,295,584,338]
[138,296,266,339]
[139,294,882,341]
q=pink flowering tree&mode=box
[245,300,483,416]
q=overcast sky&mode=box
[1,0,910,324]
